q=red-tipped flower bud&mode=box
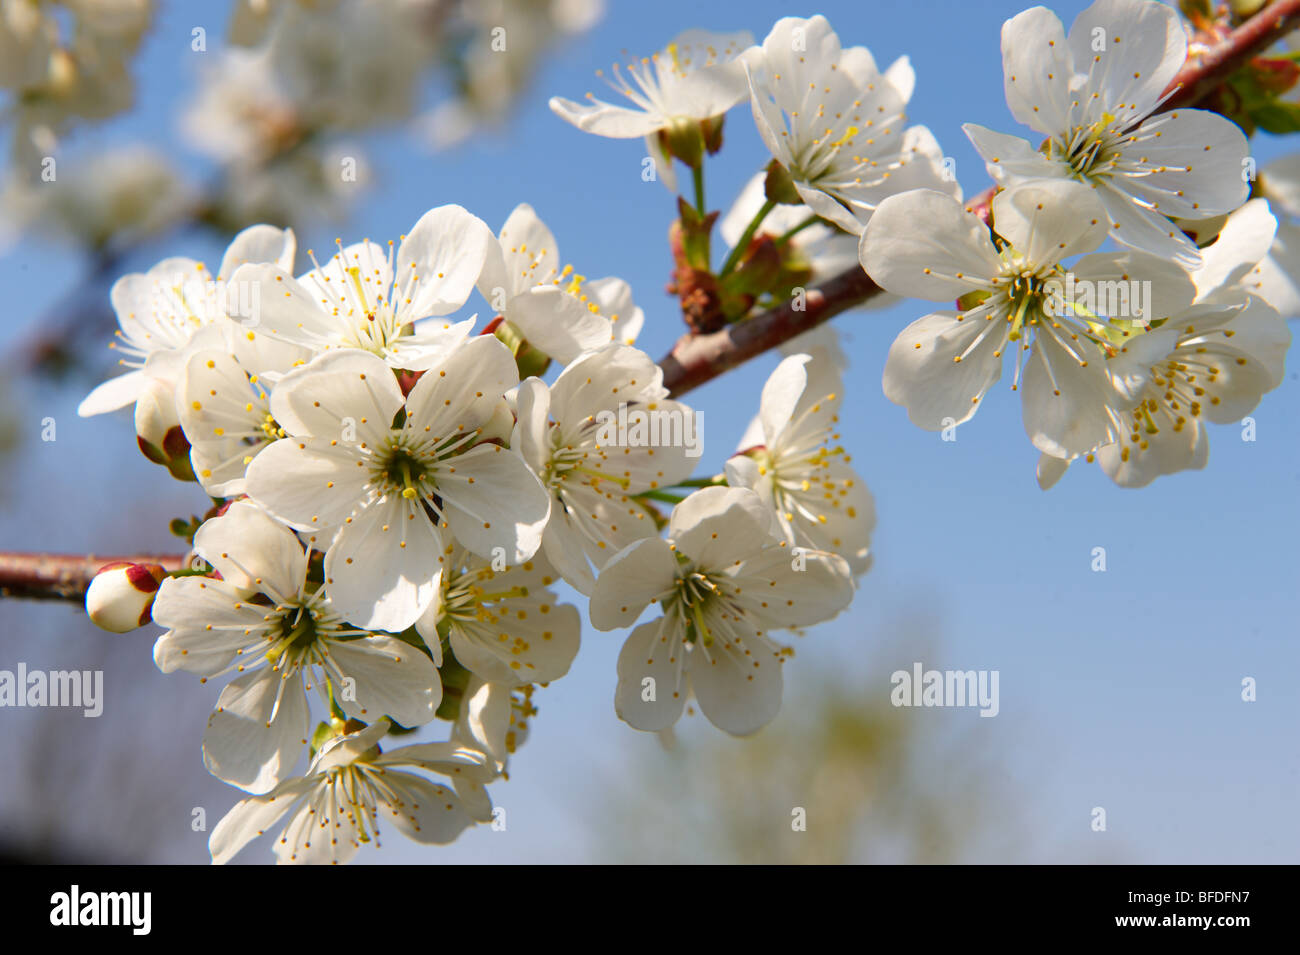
[135,378,195,481]
[86,562,166,633]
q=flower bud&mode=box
[86,562,166,633]
[135,378,195,481]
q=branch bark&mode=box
[660,267,882,396]
[1165,0,1300,111]
[0,553,187,602]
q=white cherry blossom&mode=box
[209,719,496,864]
[152,503,442,794]
[1038,199,1291,488]
[746,15,957,233]
[549,28,754,190]
[477,203,643,363]
[177,328,313,497]
[413,544,581,686]
[78,223,296,416]
[229,204,494,371]
[726,351,875,574]
[513,343,699,594]
[590,486,853,736]
[244,338,550,633]
[861,179,1196,460]
[963,0,1250,267]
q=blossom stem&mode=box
[719,198,777,276]
[635,489,687,505]
[775,215,821,246]
[692,164,707,218]
[0,552,188,601]
[671,475,727,488]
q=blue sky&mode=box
[0,0,1296,863]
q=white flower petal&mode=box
[405,334,518,438]
[507,286,612,363]
[194,501,307,599]
[882,310,1004,430]
[78,369,147,417]
[394,205,493,320]
[588,537,677,631]
[992,179,1109,264]
[670,485,774,568]
[269,348,404,441]
[378,772,475,845]
[614,617,687,732]
[324,495,443,633]
[329,634,440,726]
[209,776,314,864]
[218,224,295,282]
[203,667,310,794]
[860,190,1002,300]
[1000,5,1073,132]
[688,613,783,736]
[1066,0,1185,121]
[244,437,369,533]
[549,96,663,137]
[438,442,550,564]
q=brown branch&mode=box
[0,553,187,602]
[1165,0,1300,110]
[661,0,1300,396]
[661,268,882,396]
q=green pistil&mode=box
[1008,286,1033,342]
[266,609,319,665]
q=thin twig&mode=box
[0,553,187,602]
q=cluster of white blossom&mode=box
[76,0,1296,863]
[185,0,605,228]
[2,1,604,253]
[80,198,870,861]
[860,0,1292,488]
[0,0,152,165]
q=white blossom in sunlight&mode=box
[861,179,1197,461]
[230,205,493,371]
[549,28,754,175]
[413,545,581,687]
[209,719,496,864]
[1037,199,1291,488]
[746,15,958,234]
[78,224,297,417]
[244,339,550,633]
[477,203,643,362]
[590,486,853,736]
[152,503,442,794]
[514,344,699,594]
[963,0,1249,267]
